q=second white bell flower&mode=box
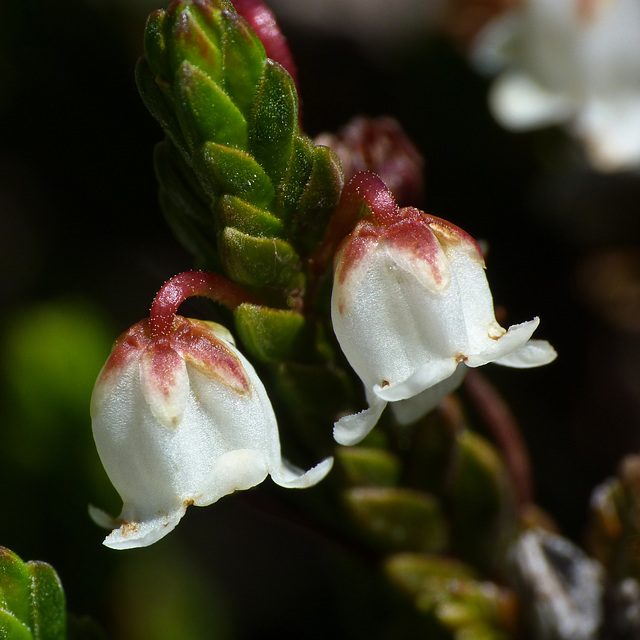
[91,316,332,549]
[331,204,556,446]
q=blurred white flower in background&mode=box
[472,0,640,172]
[265,0,446,54]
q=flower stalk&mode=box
[149,270,259,338]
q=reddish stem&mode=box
[150,271,259,339]
[349,171,399,226]
[311,172,398,276]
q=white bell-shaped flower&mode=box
[91,315,332,549]
[331,200,556,446]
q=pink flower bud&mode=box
[315,116,424,207]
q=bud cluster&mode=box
[137,0,343,306]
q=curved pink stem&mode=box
[150,271,259,339]
[311,172,398,275]
[346,171,399,225]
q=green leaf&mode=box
[234,303,308,362]
[176,61,248,151]
[0,548,32,628]
[344,488,449,553]
[217,195,284,238]
[219,227,303,290]
[335,447,401,488]
[143,9,172,84]
[415,579,515,639]
[274,135,315,222]
[167,3,224,86]
[135,58,189,157]
[385,552,516,638]
[404,409,457,496]
[188,0,228,52]
[0,610,32,640]
[26,562,66,640]
[249,60,298,185]
[272,362,355,434]
[154,140,215,226]
[0,549,67,640]
[200,142,274,208]
[159,189,219,269]
[221,11,267,114]
[384,553,477,600]
[291,143,344,253]
[447,431,517,572]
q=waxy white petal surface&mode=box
[332,212,556,445]
[91,318,332,549]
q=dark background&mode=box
[2,1,640,636]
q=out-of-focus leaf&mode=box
[335,447,401,488]
[108,545,232,640]
[447,431,517,572]
[344,487,449,553]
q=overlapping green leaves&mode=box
[0,547,104,639]
[136,0,343,301]
[0,547,66,640]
